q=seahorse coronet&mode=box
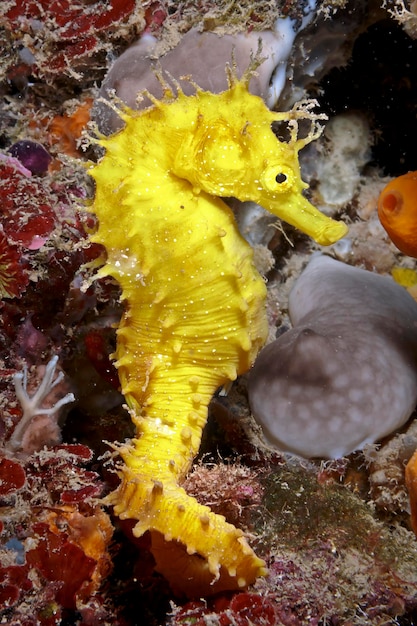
[89,68,347,596]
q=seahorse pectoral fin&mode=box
[267,193,348,246]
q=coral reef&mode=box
[169,463,417,625]
[2,0,417,623]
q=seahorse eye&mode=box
[261,165,294,193]
[275,172,287,184]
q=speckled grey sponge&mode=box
[248,255,417,458]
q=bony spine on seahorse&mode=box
[88,63,348,597]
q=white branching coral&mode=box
[8,355,75,453]
[384,0,417,38]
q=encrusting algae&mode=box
[88,63,347,597]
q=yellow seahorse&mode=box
[88,66,347,597]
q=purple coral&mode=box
[8,141,52,176]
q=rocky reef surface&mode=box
[2,1,417,624]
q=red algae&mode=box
[172,593,277,625]
[0,161,57,250]
[0,446,114,623]
[0,229,29,299]
[3,0,143,80]
[0,457,26,495]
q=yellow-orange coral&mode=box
[89,69,347,596]
[41,505,113,603]
[406,450,417,535]
[378,171,417,257]
[49,99,93,158]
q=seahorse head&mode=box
[173,78,348,246]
